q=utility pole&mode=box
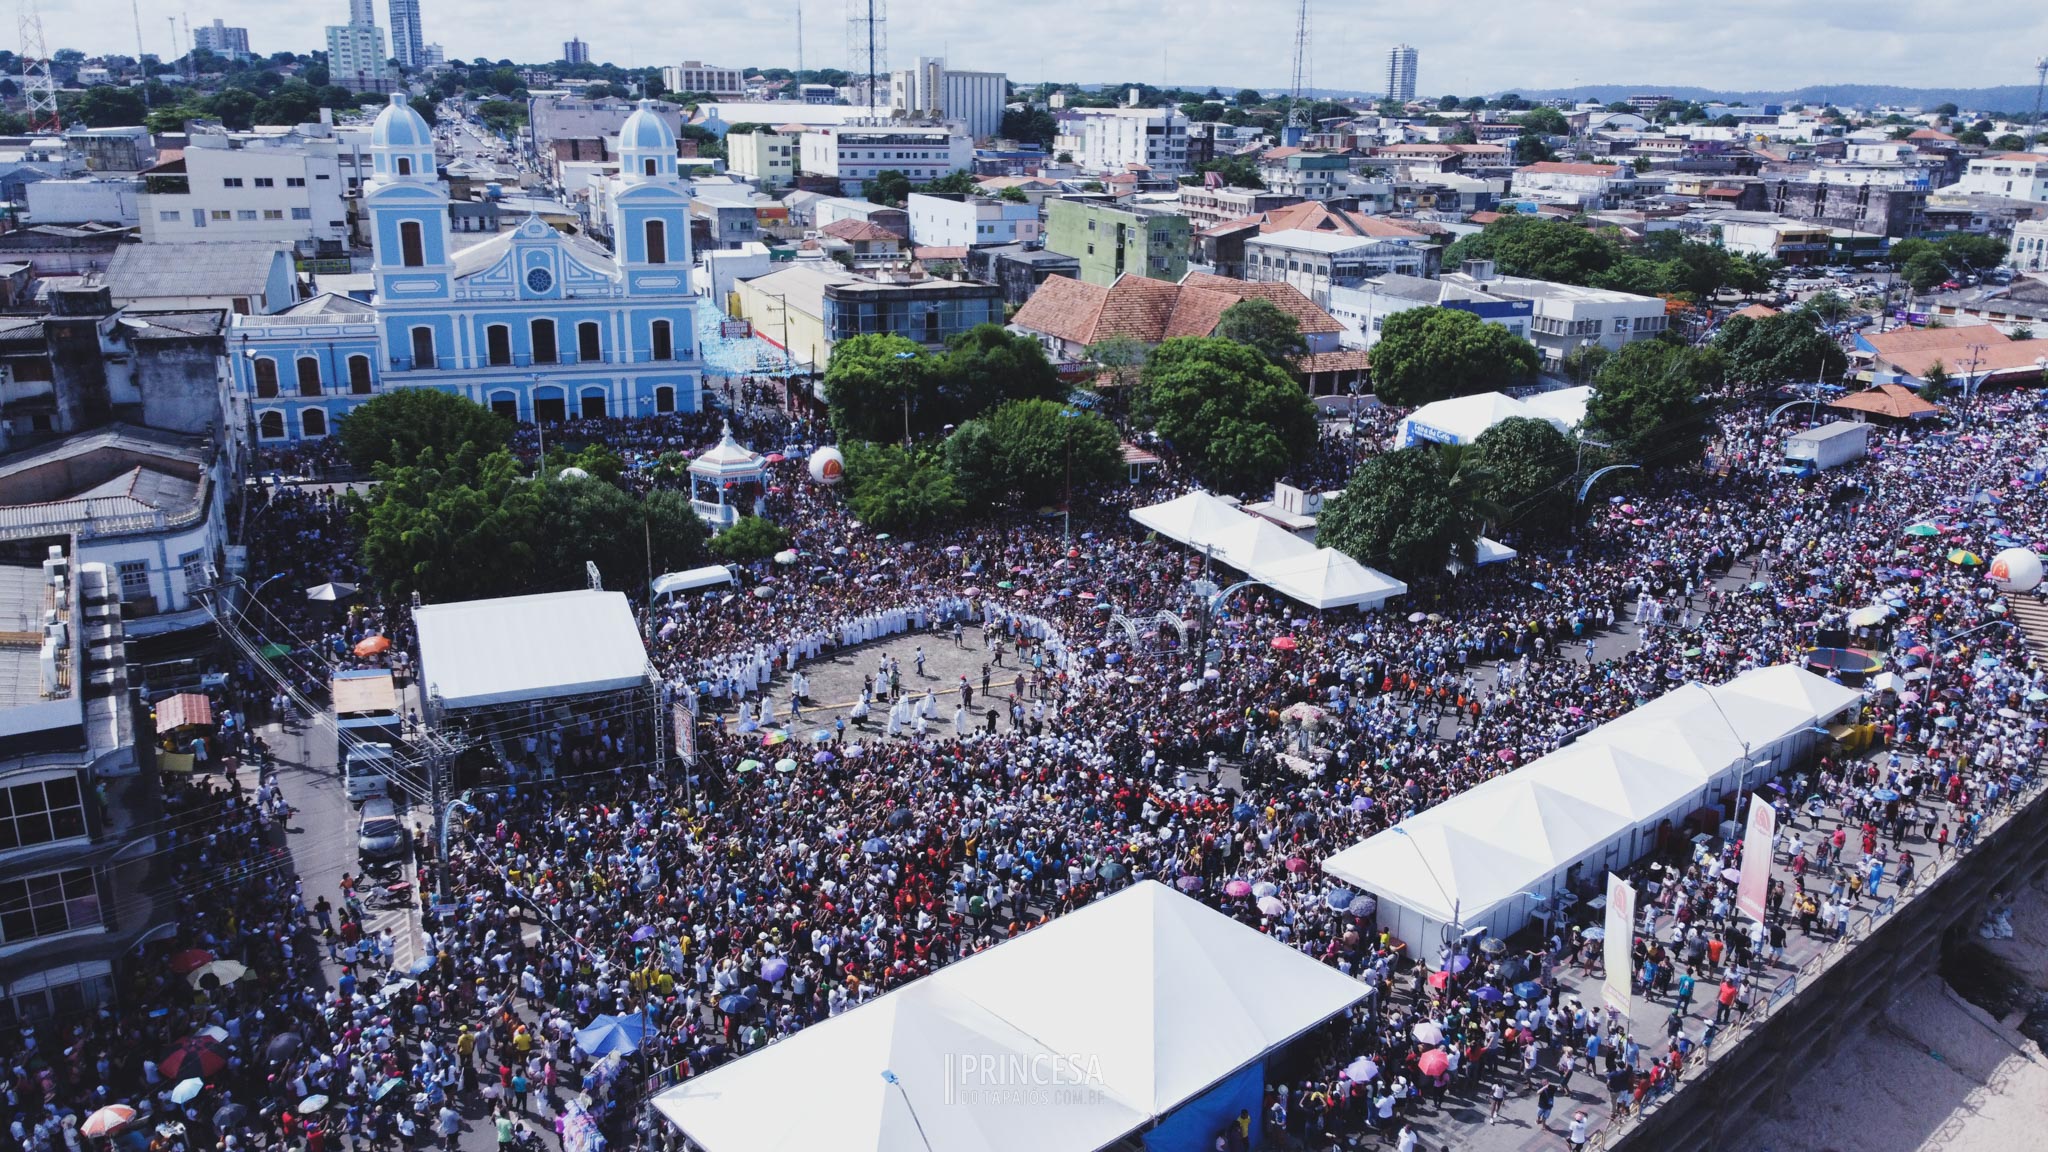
[2031,57,2047,150]
[131,0,149,109]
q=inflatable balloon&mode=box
[1988,547,2043,593]
[808,446,845,486]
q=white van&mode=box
[344,743,396,803]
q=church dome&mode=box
[619,100,676,152]
[371,92,432,150]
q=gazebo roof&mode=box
[687,421,767,477]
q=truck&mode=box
[344,742,398,804]
[1782,420,1870,475]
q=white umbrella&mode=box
[1256,895,1286,916]
[1412,1021,1445,1045]
[1344,1056,1379,1082]
[1251,881,1279,898]
[170,1078,205,1105]
[297,1096,328,1115]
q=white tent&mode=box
[1394,392,1531,448]
[1129,491,1255,551]
[414,589,650,710]
[1209,515,1318,572]
[1520,385,1593,431]
[1252,549,1408,610]
[655,882,1367,1152]
[1321,665,1866,963]
[1475,537,1518,565]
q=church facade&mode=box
[229,94,704,444]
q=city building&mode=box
[421,43,446,70]
[733,262,1003,371]
[1242,228,1439,307]
[1942,152,2048,202]
[964,243,1080,306]
[813,197,909,236]
[1509,161,1636,210]
[1325,273,1532,348]
[0,541,158,1025]
[324,9,391,95]
[1170,185,1304,231]
[724,127,797,189]
[1052,107,1191,177]
[228,95,704,442]
[2010,219,2048,273]
[191,19,250,61]
[1044,198,1190,286]
[0,428,232,637]
[814,219,906,267]
[64,127,156,175]
[387,0,424,70]
[564,37,590,66]
[1439,260,1667,367]
[662,61,746,99]
[98,243,299,315]
[1384,44,1418,103]
[1194,200,1430,279]
[1764,177,1925,238]
[22,178,141,227]
[905,192,1040,248]
[1010,272,1351,376]
[1628,94,1674,117]
[799,124,972,194]
[889,58,1008,141]
[136,121,351,257]
[0,284,231,448]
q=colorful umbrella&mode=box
[1948,549,1983,566]
[1904,523,1940,537]
[160,1036,228,1081]
[1417,1049,1450,1077]
[1270,635,1298,651]
[168,948,215,975]
[352,635,391,657]
[82,1106,136,1137]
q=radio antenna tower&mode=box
[846,0,885,116]
[1285,0,1311,145]
[131,0,149,108]
[2030,56,2047,150]
[19,0,58,134]
[795,0,804,79]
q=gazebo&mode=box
[688,421,767,529]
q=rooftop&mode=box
[97,240,290,301]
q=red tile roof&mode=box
[819,219,900,243]
[1731,303,1779,320]
[1297,349,1372,373]
[1469,210,1504,225]
[1013,272,1344,345]
[1221,201,1426,240]
[1517,161,1623,177]
[913,246,969,262]
[1010,275,1113,346]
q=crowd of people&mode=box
[21,372,2048,1152]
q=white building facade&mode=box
[905,192,1039,248]
[1946,152,2048,202]
[725,129,797,189]
[800,124,971,190]
[325,21,391,93]
[2010,219,2048,273]
[1053,108,1190,176]
[663,61,746,98]
[1441,265,1667,367]
[1243,229,1434,307]
[192,19,250,60]
[138,124,350,254]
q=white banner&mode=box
[1602,873,1635,1013]
[1738,796,1777,923]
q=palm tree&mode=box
[1429,443,1505,566]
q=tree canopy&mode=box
[1368,307,1540,406]
[1584,341,1722,468]
[1443,216,1769,298]
[1469,416,1577,538]
[840,442,964,532]
[1212,299,1307,366]
[1318,446,1489,579]
[824,326,1065,444]
[944,399,1121,509]
[336,389,513,471]
[1134,337,1317,493]
[1713,311,1848,392]
[709,516,790,563]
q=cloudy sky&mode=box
[52,0,2048,95]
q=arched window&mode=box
[577,322,602,363]
[301,409,328,437]
[396,157,413,177]
[295,357,321,396]
[655,385,676,414]
[347,355,373,394]
[410,327,436,369]
[644,219,667,265]
[531,319,558,365]
[253,357,279,398]
[399,220,425,267]
[579,391,608,420]
[650,320,673,362]
[489,392,518,420]
[486,325,512,367]
[257,411,285,439]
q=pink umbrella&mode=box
[1224,879,1252,897]
[1285,857,1309,873]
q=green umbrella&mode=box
[1904,523,1939,538]
[737,759,763,774]
[258,642,291,660]
[997,580,1015,589]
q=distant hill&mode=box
[1495,84,2044,115]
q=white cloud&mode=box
[49,0,2048,96]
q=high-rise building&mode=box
[192,18,250,60]
[888,57,1007,140]
[1384,43,1418,103]
[421,43,446,69]
[327,0,390,93]
[348,0,375,25]
[564,37,590,65]
[662,61,744,97]
[387,0,425,70]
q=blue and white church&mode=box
[230,94,704,443]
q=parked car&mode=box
[357,798,407,867]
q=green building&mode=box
[1045,198,1190,287]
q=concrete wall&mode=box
[1613,779,2048,1152]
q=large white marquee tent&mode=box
[1393,386,1592,449]
[1321,665,1862,960]
[654,881,1368,1152]
[1130,492,1409,610]
[415,589,651,711]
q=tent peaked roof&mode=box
[1129,491,1256,547]
[688,421,766,475]
[1830,383,1940,420]
[1517,744,1700,823]
[1717,664,1863,721]
[1209,515,1318,571]
[1255,548,1408,609]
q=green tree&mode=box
[1212,298,1307,366]
[208,88,258,130]
[1993,134,2027,151]
[1368,307,1540,406]
[1800,290,1851,325]
[708,515,790,563]
[1901,249,1952,293]
[997,185,1029,203]
[1318,445,1488,579]
[336,389,513,471]
[1934,232,2008,271]
[65,85,145,127]
[1235,89,1264,107]
[542,472,709,587]
[1438,94,1461,111]
[1561,343,1611,385]
[998,107,1057,145]
[1135,338,1316,492]
[1920,360,1950,402]
[950,399,1120,508]
[1193,155,1262,188]
[824,334,933,443]
[1442,214,1615,285]
[476,99,527,133]
[352,448,548,602]
[936,323,1067,421]
[916,170,982,195]
[841,441,964,531]
[865,169,913,206]
[1713,311,1847,392]
[1584,341,1722,468]
[1469,417,1576,537]
[1515,134,1557,165]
